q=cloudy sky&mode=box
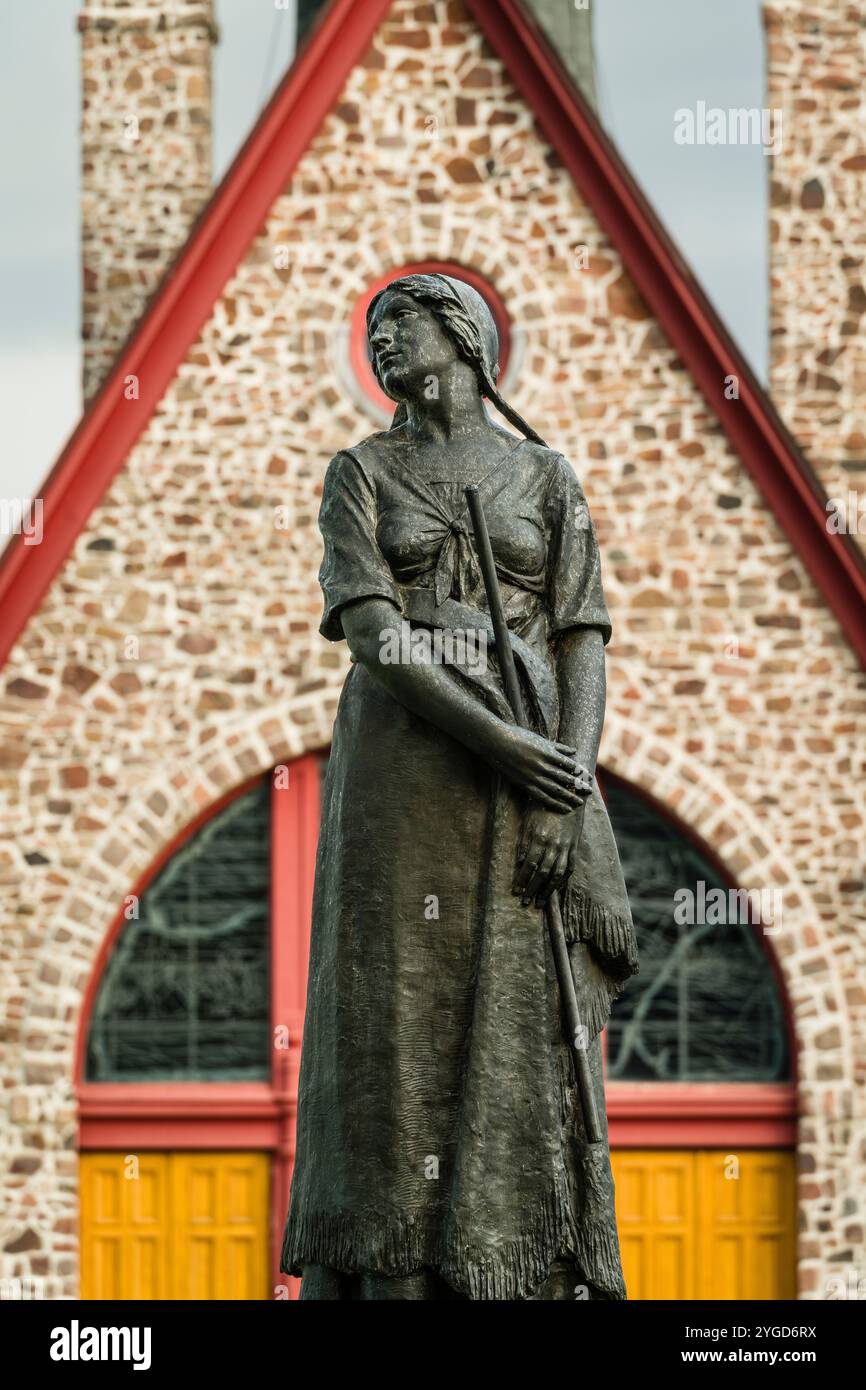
[0,0,766,518]
[594,0,767,370]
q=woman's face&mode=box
[368,292,461,403]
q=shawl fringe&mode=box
[574,970,623,1041]
[550,881,639,1042]
[561,881,639,978]
[552,1057,628,1300]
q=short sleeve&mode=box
[318,450,402,642]
[544,454,612,645]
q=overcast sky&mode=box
[594,0,767,377]
[0,0,766,521]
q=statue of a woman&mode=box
[281,273,638,1300]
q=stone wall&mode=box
[80,0,216,400]
[1,0,864,1298]
[765,0,866,548]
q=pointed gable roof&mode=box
[2,0,864,669]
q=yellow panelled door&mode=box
[80,1152,269,1300]
[611,1150,795,1300]
[613,1149,696,1299]
[80,1153,170,1299]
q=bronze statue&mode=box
[281,273,638,1300]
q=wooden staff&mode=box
[465,484,603,1144]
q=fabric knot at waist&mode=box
[434,515,477,605]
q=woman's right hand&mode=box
[482,724,583,813]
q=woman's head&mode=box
[366,272,544,445]
[367,273,500,400]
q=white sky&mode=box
[0,0,766,526]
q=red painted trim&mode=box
[0,0,394,673]
[78,1083,287,1150]
[465,0,866,670]
[271,755,318,1056]
[350,261,512,415]
[607,1083,797,1148]
[1,0,864,679]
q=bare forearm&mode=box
[339,598,583,814]
[555,628,606,772]
[340,598,503,759]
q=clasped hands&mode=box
[481,721,593,910]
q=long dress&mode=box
[281,425,638,1300]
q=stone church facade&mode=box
[1,0,864,1299]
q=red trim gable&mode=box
[1,0,864,670]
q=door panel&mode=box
[80,1152,269,1300]
[612,1151,695,1299]
[172,1152,269,1300]
[697,1150,795,1299]
[611,1149,795,1300]
[80,1153,170,1299]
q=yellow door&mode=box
[80,1152,269,1300]
[611,1150,795,1300]
[697,1150,796,1300]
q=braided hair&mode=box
[366,273,547,447]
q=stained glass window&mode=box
[85,780,271,1082]
[605,779,790,1083]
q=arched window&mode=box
[85,781,271,1082]
[605,777,790,1084]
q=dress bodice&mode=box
[317,425,612,650]
[375,467,548,612]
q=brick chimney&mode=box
[79,0,217,401]
[765,0,866,552]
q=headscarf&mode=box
[366,273,546,446]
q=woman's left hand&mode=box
[513,803,586,908]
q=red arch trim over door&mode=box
[76,753,321,1293]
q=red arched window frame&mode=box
[76,753,322,1295]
